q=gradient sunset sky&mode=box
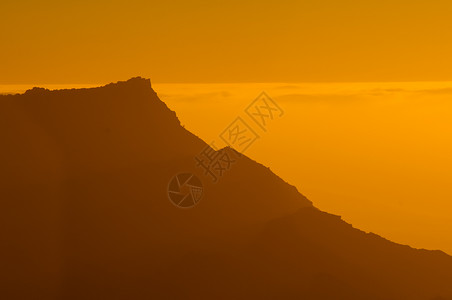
[2,0,452,84]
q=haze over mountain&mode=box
[1,78,452,299]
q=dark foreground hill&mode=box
[1,78,451,300]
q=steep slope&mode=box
[248,207,452,300]
[0,78,451,300]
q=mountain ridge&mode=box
[1,77,451,300]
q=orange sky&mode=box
[2,0,452,84]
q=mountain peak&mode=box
[24,87,49,94]
[104,76,152,90]
[19,77,152,96]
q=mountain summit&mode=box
[1,78,451,300]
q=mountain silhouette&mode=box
[1,77,451,300]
